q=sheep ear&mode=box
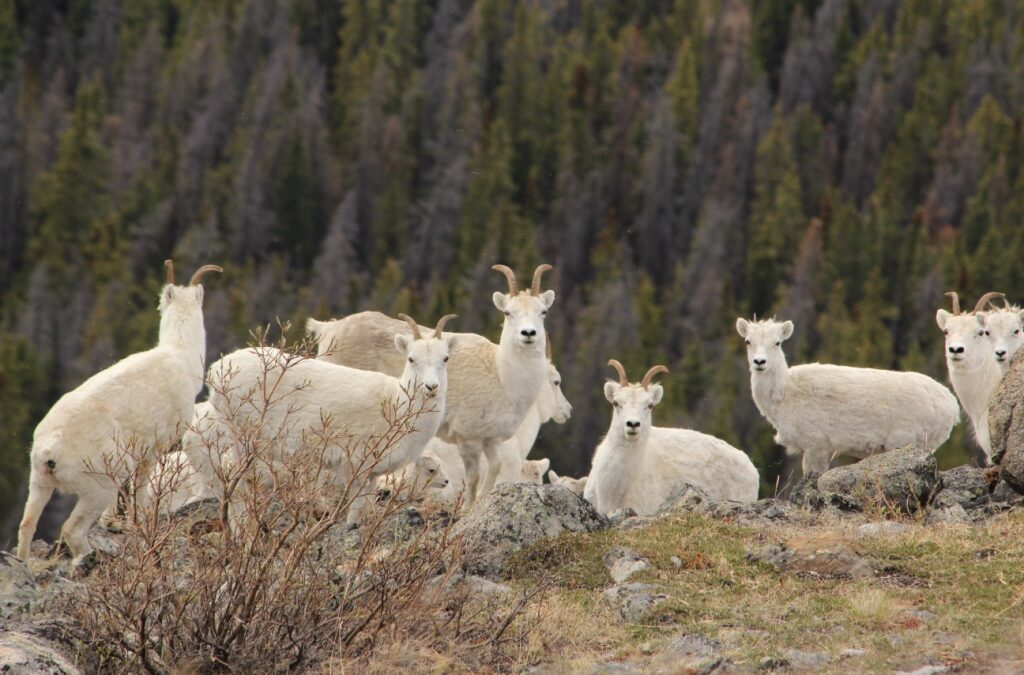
[548,469,559,482]
[936,309,951,330]
[394,334,412,355]
[604,381,620,402]
[975,313,987,327]
[194,285,204,305]
[306,318,323,337]
[736,318,749,338]
[492,292,508,311]
[538,458,551,474]
[444,334,458,351]
[780,321,794,341]
[539,289,556,309]
[649,384,665,406]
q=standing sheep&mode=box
[306,264,555,501]
[936,291,1006,462]
[17,261,221,561]
[738,317,960,474]
[584,361,759,515]
[208,314,456,526]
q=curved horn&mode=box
[945,291,961,315]
[974,291,1005,314]
[189,264,223,286]
[492,264,518,295]
[164,259,174,284]
[607,359,628,386]
[546,334,552,360]
[396,313,423,340]
[433,313,458,338]
[641,365,669,388]
[531,263,553,296]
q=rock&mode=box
[657,482,713,515]
[603,547,651,584]
[783,649,830,669]
[894,666,947,675]
[600,583,668,623]
[0,553,41,621]
[758,655,788,670]
[658,482,800,525]
[587,663,643,674]
[746,532,872,579]
[909,610,938,623]
[427,572,512,597]
[649,634,731,674]
[990,350,1024,491]
[857,522,910,537]
[938,466,993,510]
[608,508,638,528]
[669,556,683,569]
[817,446,938,513]
[991,479,1024,506]
[454,483,609,579]
[0,629,80,674]
[924,493,972,525]
[840,648,866,658]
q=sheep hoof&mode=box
[70,552,98,578]
[48,540,72,560]
[343,522,359,532]
[102,518,124,533]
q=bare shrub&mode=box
[56,327,504,673]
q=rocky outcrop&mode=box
[454,483,609,579]
[816,446,938,513]
[0,628,80,674]
[991,350,1024,492]
[603,547,651,584]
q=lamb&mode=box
[425,439,550,503]
[981,296,1024,375]
[17,261,222,561]
[738,316,960,475]
[306,264,555,501]
[583,361,759,515]
[207,313,455,525]
[375,449,451,499]
[547,469,588,495]
[936,291,1006,462]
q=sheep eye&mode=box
[978,330,986,337]
[1015,330,1021,335]
[408,357,415,364]
[504,311,511,318]
[554,380,561,387]
[774,341,781,347]
[428,469,435,474]
[613,402,620,408]
[943,329,949,336]
[744,340,751,345]
[984,330,990,336]
[443,356,449,363]
[541,310,548,317]
[647,404,654,410]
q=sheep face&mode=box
[492,291,555,348]
[982,307,1024,370]
[393,334,453,400]
[936,310,989,369]
[537,363,572,424]
[521,457,550,484]
[603,381,664,442]
[410,452,450,491]
[736,318,794,372]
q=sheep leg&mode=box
[17,473,55,561]
[457,440,484,503]
[99,503,122,532]
[61,488,114,558]
[184,441,219,502]
[801,449,829,475]
[478,441,502,497]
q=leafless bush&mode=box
[57,327,522,673]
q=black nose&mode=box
[626,420,640,429]
[996,350,1007,357]
[753,358,767,366]
[949,346,965,354]
[425,383,438,391]
[521,329,537,338]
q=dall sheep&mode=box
[426,439,550,503]
[738,316,960,474]
[547,469,588,495]
[936,292,1006,462]
[306,264,555,501]
[207,314,455,525]
[375,449,451,499]
[982,296,1024,374]
[583,361,759,516]
[17,261,221,561]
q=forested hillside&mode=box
[1,0,1023,536]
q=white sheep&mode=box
[547,469,588,495]
[306,264,555,501]
[981,296,1024,374]
[936,291,1006,462]
[584,361,759,516]
[207,313,456,525]
[375,449,451,500]
[425,439,550,503]
[17,261,222,561]
[738,316,960,475]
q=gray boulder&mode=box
[600,583,668,623]
[603,547,651,584]
[990,350,1024,492]
[924,493,972,525]
[454,483,609,579]
[816,446,938,513]
[938,466,994,510]
[0,628,80,674]
[0,553,41,621]
[659,482,801,525]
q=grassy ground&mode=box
[487,508,1024,673]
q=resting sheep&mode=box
[738,316,960,474]
[306,264,555,501]
[583,361,759,515]
[17,261,221,561]
[207,314,455,525]
[936,292,1006,463]
[547,469,588,495]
